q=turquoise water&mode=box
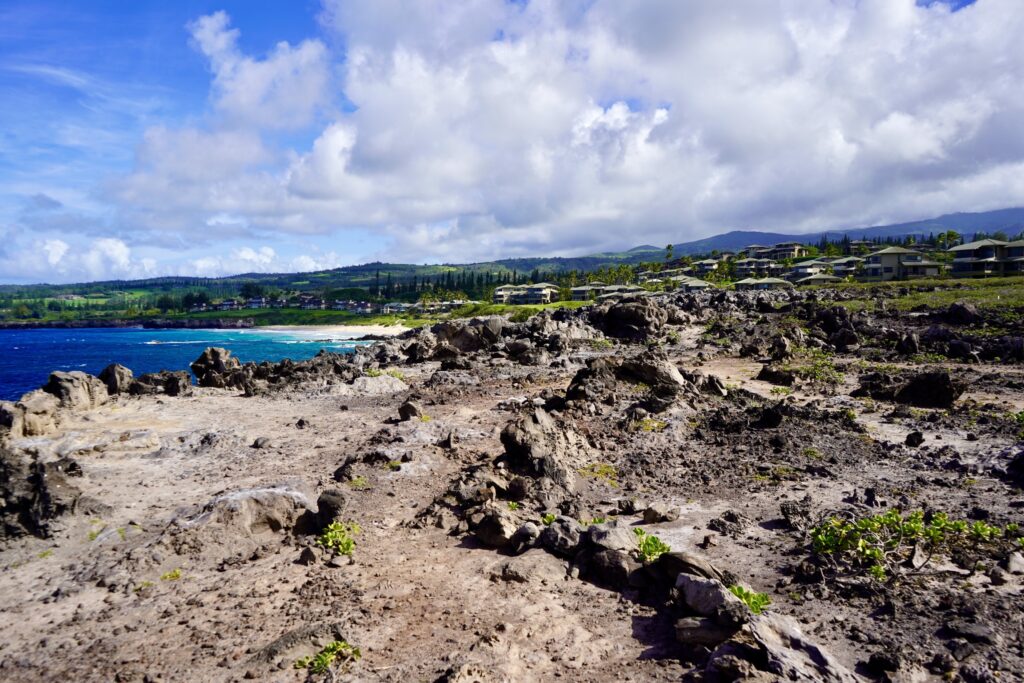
[0,327,372,401]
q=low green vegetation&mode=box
[347,476,370,490]
[294,640,361,675]
[316,521,361,556]
[811,510,1021,581]
[507,501,520,511]
[782,349,843,386]
[729,585,771,614]
[632,417,668,433]
[769,386,793,396]
[578,462,620,488]
[634,528,671,562]
[387,460,402,471]
[160,568,182,581]
[541,513,556,526]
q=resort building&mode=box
[862,247,942,281]
[948,239,1024,277]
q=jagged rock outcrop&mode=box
[98,363,134,395]
[43,371,108,411]
[161,487,313,560]
[130,370,193,397]
[0,390,60,438]
[500,410,592,505]
[190,347,243,388]
[0,442,83,539]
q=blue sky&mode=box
[2,0,1020,284]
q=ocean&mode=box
[0,327,373,401]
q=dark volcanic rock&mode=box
[894,371,964,409]
[595,297,667,340]
[130,371,193,397]
[191,347,243,388]
[0,444,83,539]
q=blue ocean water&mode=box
[0,327,372,401]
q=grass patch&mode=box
[347,476,371,490]
[578,462,620,488]
[507,501,520,511]
[160,568,182,581]
[541,513,556,526]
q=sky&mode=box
[1,0,1021,284]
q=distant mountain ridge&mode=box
[667,208,1024,255]
[3,208,1023,293]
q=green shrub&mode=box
[385,369,405,380]
[541,513,556,526]
[811,509,1016,581]
[295,640,361,675]
[160,568,182,581]
[317,521,361,556]
[507,501,520,511]
[729,585,771,614]
[634,528,671,562]
[364,368,382,377]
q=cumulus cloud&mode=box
[186,246,343,277]
[28,0,1024,278]
[188,11,331,130]
[0,235,156,283]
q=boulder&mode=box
[1,390,60,437]
[130,371,193,397]
[757,365,795,387]
[162,487,312,559]
[946,302,982,325]
[43,371,108,411]
[98,363,134,395]
[474,507,518,549]
[724,611,860,682]
[676,574,746,625]
[190,347,243,388]
[398,400,424,421]
[643,503,680,524]
[0,445,83,539]
[539,516,582,557]
[510,522,541,554]
[905,431,925,447]
[500,410,589,495]
[894,371,964,409]
[895,332,920,355]
[676,617,740,647]
[597,297,668,340]
[315,489,347,529]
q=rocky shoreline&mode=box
[1,289,1022,682]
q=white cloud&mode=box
[26,0,1024,278]
[188,11,331,130]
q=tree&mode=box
[665,244,674,262]
[156,295,177,312]
[239,283,264,299]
